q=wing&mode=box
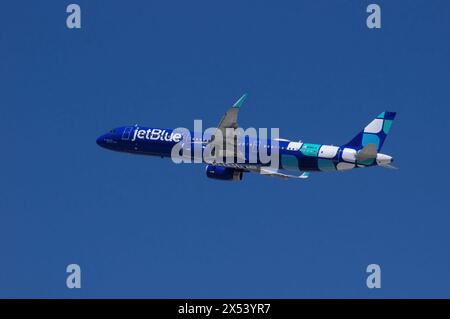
[208,94,248,162]
[210,163,311,180]
[216,93,247,135]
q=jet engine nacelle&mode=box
[205,165,243,181]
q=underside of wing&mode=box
[208,163,311,180]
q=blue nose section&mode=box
[96,135,106,147]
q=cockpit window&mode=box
[109,129,115,134]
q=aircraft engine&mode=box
[205,165,243,181]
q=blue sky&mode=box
[1,0,450,298]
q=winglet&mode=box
[232,93,248,108]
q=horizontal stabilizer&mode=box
[379,163,398,170]
[260,168,310,180]
[355,143,377,162]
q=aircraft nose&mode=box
[96,135,106,147]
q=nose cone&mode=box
[96,135,106,147]
[97,132,119,149]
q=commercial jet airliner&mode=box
[96,94,396,181]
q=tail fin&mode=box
[343,111,396,151]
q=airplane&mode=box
[96,94,396,181]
